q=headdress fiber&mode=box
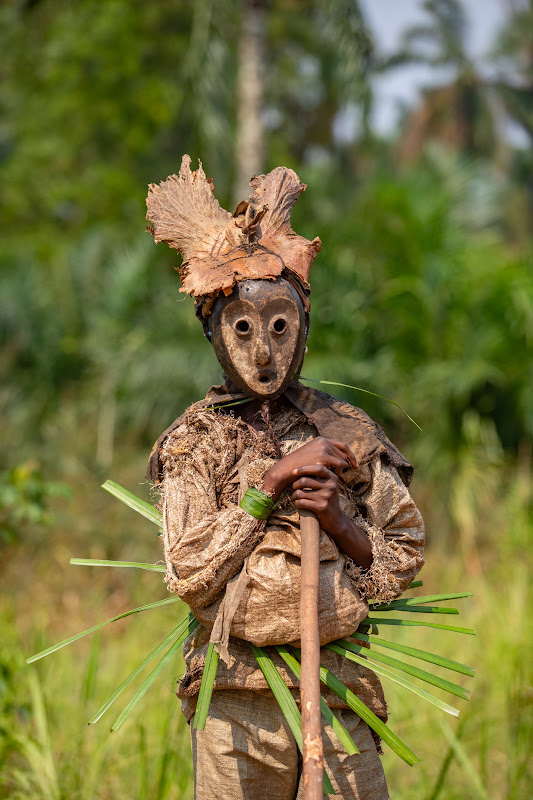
[146,155,321,314]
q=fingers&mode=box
[308,437,358,471]
[293,495,329,513]
[292,464,335,480]
[289,437,359,477]
[292,474,334,491]
[327,440,359,470]
[292,469,338,510]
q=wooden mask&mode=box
[209,278,306,400]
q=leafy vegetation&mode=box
[1,0,531,797]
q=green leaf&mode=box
[89,614,197,724]
[299,378,422,431]
[192,642,220,731]
[71,558,165,572]
[370,604,460,615]
[251,644,334,796]
[102,480,162,527]
[370,592,472,608]
[325,644,461,718]
[111,614,198,731]
[251,644,303,748]
[328,641,470,701]
[203,397,252,411]
[354,632,475,677]
[275,646,360,755]
[406,580,423,589]
[362,617,476,635]
[26,596,182,664]
[289,647,419,767]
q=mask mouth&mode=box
[258,373,273,386]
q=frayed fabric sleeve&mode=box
[159,427,272,610]
[344,456,425,604]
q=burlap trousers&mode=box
[190,690,389,800]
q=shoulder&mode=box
[146,403,246,484]
[286,383,414,487]
[159,409,253,478]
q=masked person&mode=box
[146,156,425,800]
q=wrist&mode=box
[327,512,354,545]
[262,461,290,501]
[240,487,278,520]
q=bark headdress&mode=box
[146,154,321,316]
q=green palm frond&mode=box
[102,480,162,528]
[362,617,475,634]
[327,643,461,717]
[26,596,182,665]
[251,644,335,796]
[370,592,472,607]
[330,638,468,699]
[289,647,419,767]
[111,625,195,732]
[353,632,474,677]
[71,558,165,572]
[275,645,360,755]
[90,614,197,724]
[192,642,220,730]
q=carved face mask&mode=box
[209,279,307,400]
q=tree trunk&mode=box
[233,0,266,206]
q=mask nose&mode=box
[254,333,272,366]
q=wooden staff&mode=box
[299,508,323,799]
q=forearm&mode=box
[162,473,268,608]
[345,458,425,602]
[262,460,292,501]
[327,513,373,570]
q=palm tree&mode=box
[377,0,497,162]
[490,0,533,144]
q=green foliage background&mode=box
[1,1,532,798]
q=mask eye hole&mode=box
[272,316,287,334]
[235,318,251,335]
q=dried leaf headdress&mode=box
[146,155,321,314]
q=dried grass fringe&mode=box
[343,514,405,604]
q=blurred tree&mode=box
[234,0,267,203]
[267,0,373,165]
[377,0,497,162]
[0,228,220,467]
[0,0,372,250]
[295,150,533,479]
[490,0,533,144]
[0,0,240,246]
[488,0,533,237]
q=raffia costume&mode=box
[146,158,425,799]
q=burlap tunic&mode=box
[148,382,425,726]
